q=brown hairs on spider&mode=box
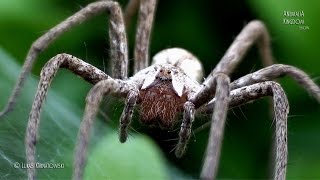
[139,84,187,129]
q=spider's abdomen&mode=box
[138,81,187,129]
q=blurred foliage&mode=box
[84,133,169,180]
[0,0,319,179]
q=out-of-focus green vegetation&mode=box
[0,0,319,179]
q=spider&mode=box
[0,0,319,180]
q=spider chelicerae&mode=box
[0,0,319,180]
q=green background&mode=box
[0,0,319,179]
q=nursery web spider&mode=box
[0,0,319,180]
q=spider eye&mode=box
[167,70,171,74]
[160,69,163,73]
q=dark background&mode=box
[0,0,319,179]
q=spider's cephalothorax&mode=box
[138,64,195,128]
[134,48,202,128]
[139,65,186,128]
[1,0,319,180]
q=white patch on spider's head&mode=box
[141,75,156,89]
[140,64,185,97]
[140,65,158,89]
[172,75,184,97]
[152,47,204,83]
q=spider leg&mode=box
[25,54,109,180]
[230,64,320,102]
[266,82,288,180]
[73,79,138,180]
[199,73,230,180]
[201,64,320,113]
[175,73,230,158]
[200,81,288,180]
[198,82,287,115]
[134,0,157,73]
[198,64,319,179]
[198,83,274,115]
[0,1,128,118]
[119,88,139,142]
[175,101,195,157]
[190,20,274,108]
[213,20,273,74]
[191,20,283,180]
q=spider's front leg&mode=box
[199,73,230,179]
[24,53,138,180]
[119,88,139,143]
[73,78,140,180]
[25,54,110,180]
[175,73,230,159]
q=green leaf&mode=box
[84,133,169,180]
